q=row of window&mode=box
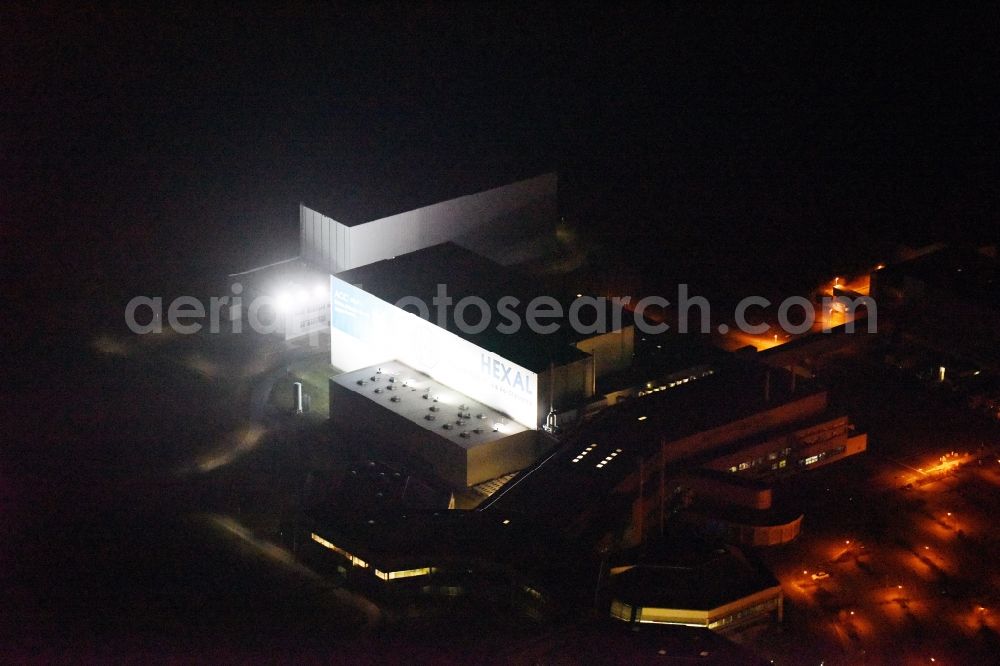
[707,597,780,629]
[311,533,368,569]
[728,442,849,474]
[728,448,793,473]
[299,314,328,329]
[799,445,846,467]
[637,369,715,398]
[311,532,436,581]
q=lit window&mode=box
[374,567,433,581]
[310,533,368,568]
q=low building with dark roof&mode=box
[481,360,865,548]
[873,244,1000,373]
[607,537,782,633]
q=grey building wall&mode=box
[301,173,558,274]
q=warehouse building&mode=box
[329,360,547,488]
[328,242,635,431]
[301,172,558,274]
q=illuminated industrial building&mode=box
[230,172,558,341]
[329,360,547,488]
[328,242,635,430]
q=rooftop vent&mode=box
[442,423,454,430]
[388,376,396,383]
[370,376,379,382]
[457,419,466,426]
[460,412,471,419]
[356,379,367,386]
[390,396,401,403]
[473,427,485,434]
[476,413,487,420]
[422,393,430,399]
[460,431,471,438]
[425,414,436,421]
[429,405,440,412]
[459,404,469,411]
[373,388,383,394]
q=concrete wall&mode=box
[330,380,547,488]
[301,205,351,272]
[675,473,774,511]
[688,512,803,548]
[301,173,558,274]
[660,392,830,469]
[465,430,547,486]
[574,326,635,380]
[330,380,468,487]
[536,354,595,418]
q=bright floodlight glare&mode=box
[313,283,327,299]
[275,291,291,313]
[296,288,308,303]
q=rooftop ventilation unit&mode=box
[373,388,383,394]
[476,413,487,420]
[457,420,467,426]
[356,379,367,386]
[460,431,471,438]
[473,427,485,434]
[442,423,454,430]
[425,414,436,421]
[429,405,440,412]
[390,396,401,403]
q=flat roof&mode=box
[302,167,553,227]
[331,360,529,450]
[482,362,826,525]
[334,242,591,371]
[885,245,999,309]
[611,537,779,612]
[307,509,571,577]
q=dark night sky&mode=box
[5,3,1000,335]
